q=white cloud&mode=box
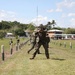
[69,18,75,27]
[47,0,75,13]
[0,10,30,24]
[0,10,6,18]
[47,9,54,13]
[61,13,67,18]
[68,13,75,17]
[55,0,75,28]
[16,18,30,24]
[0,10,16,18]
[61,13,75,18]
[0,10,17,21]
[70,18,75,23]
[56,8,62,12]
[0,10,48,25]
[57,0,75,8]
[47,8,62,13]
[31,15,48,25]
[38,15,47,21]
[46,0,75,28]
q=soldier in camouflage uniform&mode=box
[27,33,41,54]
[30,24,50,60]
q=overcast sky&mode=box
[0,0,75,28]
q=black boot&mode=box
[38,50,41,54]
[47,57,50,59]
[27,51,30,54]
[30,58,34,60]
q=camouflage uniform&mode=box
[30,26,50,59]
[27,33,40,54]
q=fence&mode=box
[0,39,29,61]
[50,39,75,50]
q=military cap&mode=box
[38,24,46,30]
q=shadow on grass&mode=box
[29,57,66,61]
[38,52,54,55]
[52,58,65,61]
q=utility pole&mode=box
[36,6,38,26]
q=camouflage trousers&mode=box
[31,42,49,59]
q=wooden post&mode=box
[18,43,20,50]
[1,45,5,61]
[70,42,72,49]
[64,42,66,48]
[60,43,62,46]
[16,44,18,51]
[16,43,19,51]
[19,43,21,49]
[10,44,13,54]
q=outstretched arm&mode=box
[27,36,36,54]
[27,42,35,54]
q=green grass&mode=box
[0,39,75,75]
[0,38,26,52]
[50,39,75,50]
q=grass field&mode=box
[0,39,75,75]
[50,39,75,53]
[0,38,26,51]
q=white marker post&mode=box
[70,42,72,49]
[1,45,4,61]
[64,42,66,48]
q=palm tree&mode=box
[51,20,56,28]
[46,20,56,30]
